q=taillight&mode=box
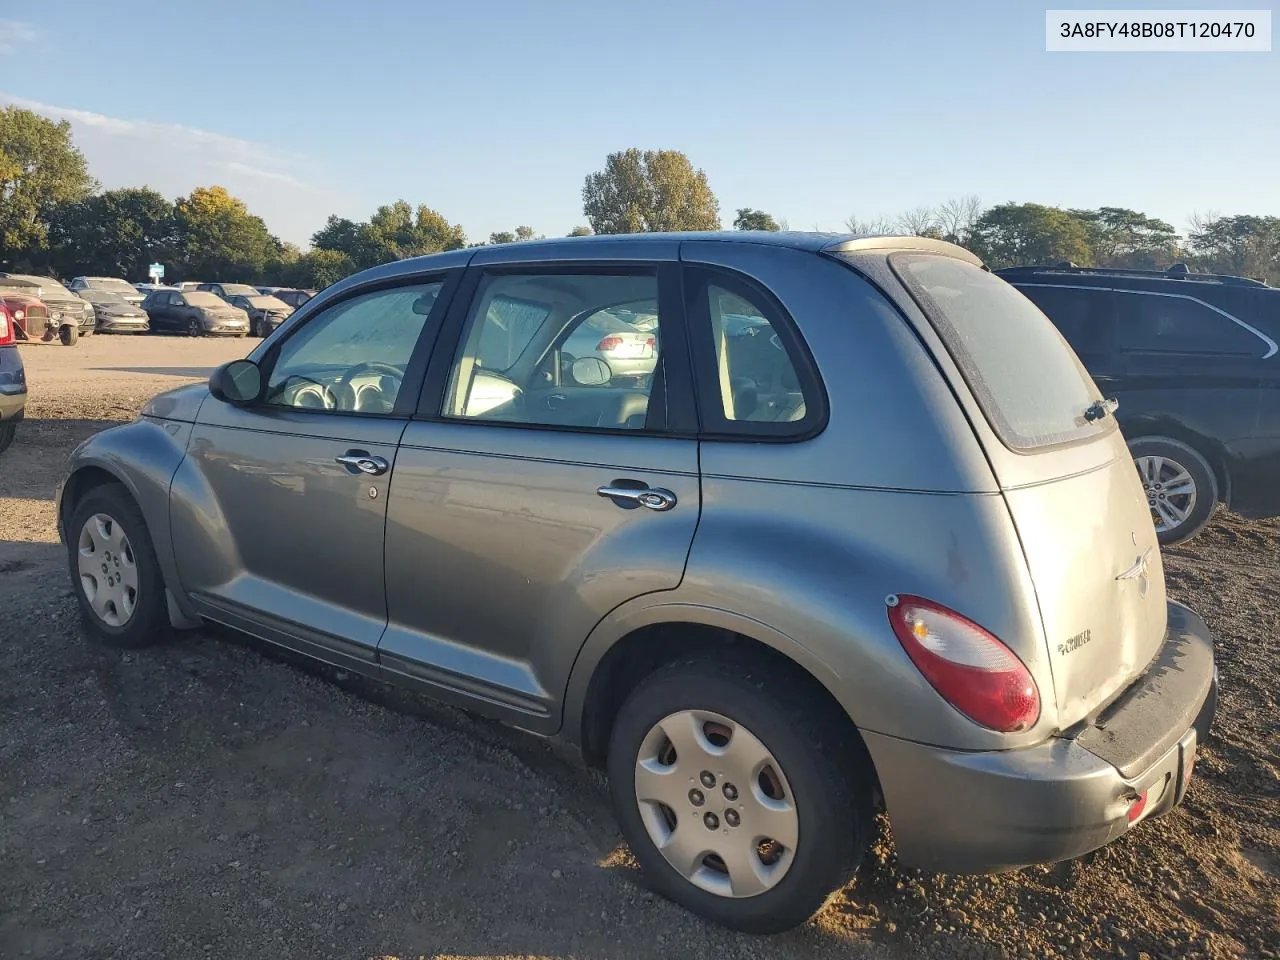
[597,335,624,352]
[645,336,657,349]
[1127,789,1148,823]
[887,595,1040,733]
[0,308,12,345]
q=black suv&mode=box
[999,264,1280,545]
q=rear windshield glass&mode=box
[890,254,1109,450]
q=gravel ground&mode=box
[1,336,1277,960]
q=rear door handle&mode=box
[336,451,389,476]
[596,483,677,511]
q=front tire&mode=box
[60,323,79,346]
[0,421,15,455]
[187,318,202,337]
[1129,436,1218,546]
[67,484,172,648]
[606,659,870,934]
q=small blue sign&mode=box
[149,262,165,281]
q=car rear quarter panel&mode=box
[567,245,1059,752]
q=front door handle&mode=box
[336,452,389,476]
[596,483,677,511]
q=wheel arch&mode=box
[568,606,878,797]
[1121,417,1231,506]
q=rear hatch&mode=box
[889,253,1167,729]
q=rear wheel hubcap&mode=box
[1135,455,1196,532]
[77,513,138,627]
[633,709,798,899]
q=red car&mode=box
[0,300,28,454]
[0,278,80,345]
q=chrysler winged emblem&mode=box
[1115,546,1153,597]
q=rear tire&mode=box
[606,658,871,934]
[60,323,78,346]
[0,421,16,455]
[1129,436,1218,546]
[67,484,172,648]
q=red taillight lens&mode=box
[1127,789,1148,823]
[887,595,1040,733]
[0,309,12,345]
[645,335,656,349]
[597,335,624,352]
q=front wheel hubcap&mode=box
[634,709,798,898]
[77,514,139,627]
[1134,455,1197,532]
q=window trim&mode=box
[1015,282,1277,360]
[248,268,462,420]
[414,261,698,438]
[682,265,828,442]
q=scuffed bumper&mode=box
[865,601,1216,874]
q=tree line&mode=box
[3,107,1278,289]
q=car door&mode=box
[1111,288,1265,438]
[381,253,701,732]
[148,292,174,331]
[171,271,459,669]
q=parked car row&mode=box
[0,273,315,340]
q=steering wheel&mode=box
[333,361,405,412]
[278,374,337,410]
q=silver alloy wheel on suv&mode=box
[1128,436,1219,546]
[635,709,799,898]
[77,513,139,627]
[187,317,202,337]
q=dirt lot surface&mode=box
[1,335,1277,960]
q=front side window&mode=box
[892,254,1109,450]
[264,282,443,414]
[445,271,662,431]
[1115,292,1267,357]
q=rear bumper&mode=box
[865,601,1216,874]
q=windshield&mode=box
[889,254,1109,451]
[12,275,73,299]
[185,292,225,307]
[82,291,129,305]
[219,284,262,296]
[87,278,137,293]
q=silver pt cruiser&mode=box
[57,232,1217,933]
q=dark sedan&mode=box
[142,290,249,337]
[227,293,294,338]
[272,288,315,309]
[78,290,150,334]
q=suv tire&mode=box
[606,658,870,934]
[67,484,172,648]
[59,323,78,346]
[0,421,15,455]
[1129,435,1218,546]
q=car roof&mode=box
[997,264,1273,291]
[326,232,979,295]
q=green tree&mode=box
[733,208,780,231]
[1069,207,1180,268]
[0,106,96,267]
[568,225,593,237]
[968,203,1093,268]
[365,200,467,263]
[311,215,376,267]
[174,185,280,280]
[46,188,176,280]
[582,148,720,234]
[514,225,536,241]
[1187,214,1280,283]
[283,248,354,290]
[489,230,516,245]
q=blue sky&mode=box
[2,0,1277,246]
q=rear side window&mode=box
[891,255,1108,451]
[1115,292,1268,357]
